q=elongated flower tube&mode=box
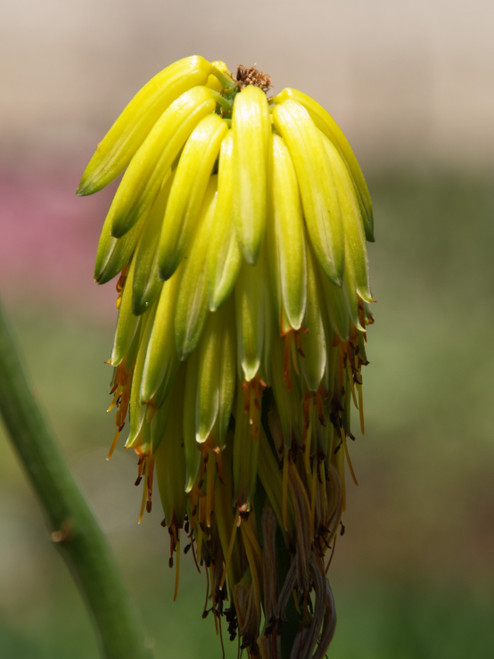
[79,55,375,658]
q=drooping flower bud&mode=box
[79,55,375,658]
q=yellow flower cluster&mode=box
[79,55,374,657]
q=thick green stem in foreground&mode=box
[0,302,153,659]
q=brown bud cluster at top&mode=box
[236,64,272,93]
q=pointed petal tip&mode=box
[208,299,221,314]
[365,224,375,243]
[76,174,101,197]
[75,184,88,197]
[240,245,260,267]
[208,299,219,313]
[157,263,175,283]
[195,431,209,445]
[328,271,343,288]
[357,287,376,305]
[131,299,150,316]
[286,316,304,333]
[177,347,190,363]
[241,362,260,384]
[94,268,117,285]
[110,221,128,240]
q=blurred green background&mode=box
[1,1,493,657]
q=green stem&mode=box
[211,65,238,93]
[0,301,153,659]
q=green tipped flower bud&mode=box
[80,56,375,658]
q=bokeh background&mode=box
[1,1,494,657]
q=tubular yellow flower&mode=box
[79,55,375,658]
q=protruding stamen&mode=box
[309,459,318,537]
[115,266,129,309]
[282,332,293,389]
[282,448,289,531]
[302,394,313,476]
[106,361,133,458]
[219,509,240,591]
[136,452,155,523]
[356,382,365,435]
[342,430,358,487]
[173,535,181,602]
[205,448,216,528]
[242,377,266,440]
[106,427,121,460]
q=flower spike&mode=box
[80,56,375,658]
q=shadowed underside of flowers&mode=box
[78,55,374,658]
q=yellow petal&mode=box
[273,87,374,241]
[174,176,218,360]
[139,268,181,406]
[158,113,228,280]
[207,131,242,311]
[153,368,187,525]
[232,85,271,264]
[183,349,201,492]
[94,202,144,284]
[232,388,260,510]
[195,299,236,445]
[235,251,266,383]
[77,55,213,195]
[109,86,216,238]
[131,175,173,315]
[299,246,327,391]
[270,134,307,330]
[125,308,157,450]
[272,99,344,286]
[109,256,140,366]
[319,130,373,306]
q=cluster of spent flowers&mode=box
[78,55,374,658]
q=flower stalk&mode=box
[0,301,152,659]
[79,55,374,657]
